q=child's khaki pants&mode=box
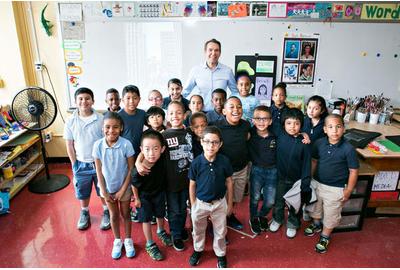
[191,197,227,257]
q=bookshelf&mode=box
[0,130,45,199]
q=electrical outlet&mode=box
[35,61,43,71]
[44,131,52,143]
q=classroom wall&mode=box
[180,20,400,105]
[0,2,26,105]
[29,2,70,157]
[2,2,400,158]
[1,2,69,157]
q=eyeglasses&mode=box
[202,140,221,146]
[253,117,271,122]
[149,97,162,101]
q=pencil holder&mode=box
[369,113,379,124]
[356,111,367,123]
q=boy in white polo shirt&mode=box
[64,87,110,231]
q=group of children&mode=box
[64,76,359,267]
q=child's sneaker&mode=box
[227,214,243,230]
[77,209,90,230]
[100,209,111,230]
[124,238,136,258]
[269,220,281,232]
[173,238,185,251]
[130,209,139,223]
[146,243,163,261]
[151,216,157,225]
[217,255,227,268]
[157,230,172,246]
[181,229,190,242]
[259,217,269,231]
[304,223,322,237]
[315,236,330,254]
[249,217,261,235]
[189,251,202,266]
[286,228,297,239]
[111,239,123,259]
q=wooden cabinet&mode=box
[334,160,375,232]
[0,129,45,199]
[347,122,400,210]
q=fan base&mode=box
[28,174,70,194]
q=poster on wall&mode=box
[281,36,319,85]
[235,55,277,106]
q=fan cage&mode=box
[11,87,58,131]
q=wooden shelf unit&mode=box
[0,130,45,199]
[347,121,400,211]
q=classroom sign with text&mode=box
[361,3,400,21]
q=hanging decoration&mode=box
[40,4,53,36]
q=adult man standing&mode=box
[182,39,238,112]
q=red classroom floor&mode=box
[0,163,399,268]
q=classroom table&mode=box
[347,121,400,208]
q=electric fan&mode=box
[11,86,70,194]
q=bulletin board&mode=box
[235,55,277,106]
[58,3,400,110]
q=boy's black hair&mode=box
[168,100,185,112]
[74,87,94,100]
[272,82,287,97]
[281,107,304,128]
[145,106,165,128]
[122,85,140,97]
[141,129,165,147]
[253,105,272,117]
[211,88,227,99]
[201,125,222,142]
[204,38,221,51]
[235,70,251,81]
[224,96,242,107]
[103,111,124,130]
[324,113,344,126]
[190,95,204,104]
[190,111,208,126]
[146,106,165,119]
[307,95,328,117]
[106,88,120,96]
[167,78,183,88]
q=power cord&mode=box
[42,64,66,124]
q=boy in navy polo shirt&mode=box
[248,106,277,235]
[304,114,359,253]
[270,82,289,136]
[269,108,312,239]
[188,126,233,268]
[214,96,251,230]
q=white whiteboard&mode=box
[61,18,400,110]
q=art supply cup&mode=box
[378,112,387,125]
[369,113,379,125]
[2,164,13,179]
[357,111,367,123]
